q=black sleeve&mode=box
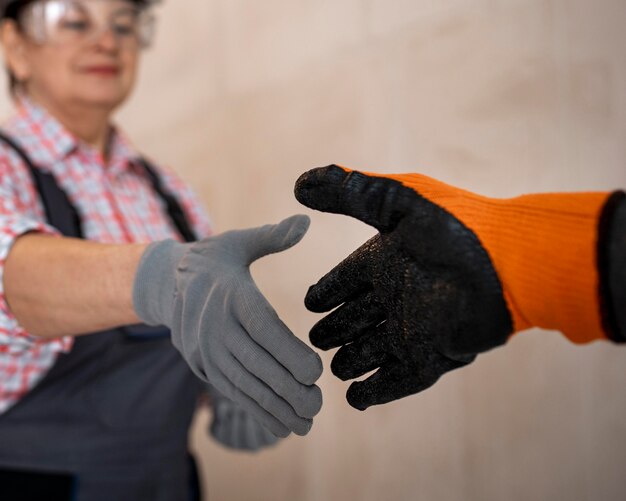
[599,191,626,343]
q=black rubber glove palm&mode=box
[295,166,512,410]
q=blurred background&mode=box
[3,0,625,499]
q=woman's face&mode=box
[3,0,150,111]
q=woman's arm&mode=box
[3,233,148,337]
[5,217,326,439]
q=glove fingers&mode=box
[330,327,390,381]
[238,412,279,451]
[210,398,280,451]
[304,238,377,314]
[237,283,323,386]
[236,413,279,452]
[211,398,234,439]
[227,327,322,419]
[346,354,465,411]
[209,414,224,442]
[345,364,412,411]
[217,352,314,436]
[211,406,241,449]
[294,165,410,233]
[239,214,310,263]
[309,291,385,350]
[229,410,245,449]
[259,423,280,447]
[239,415,258,451]
[207,366,291,438]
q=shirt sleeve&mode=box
[154,165,214,240]
[0,152,71,355]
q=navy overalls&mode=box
[0,132,204,501]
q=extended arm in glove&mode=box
[295,165,624,410]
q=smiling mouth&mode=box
[83,67,121,76]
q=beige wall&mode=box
[3,0,626,499]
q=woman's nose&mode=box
[93,27,121,53]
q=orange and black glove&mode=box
[295,165,625,410]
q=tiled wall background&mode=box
[2,1,625,499]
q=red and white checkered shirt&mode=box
[0,97,213,414]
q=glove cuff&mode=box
[598,191,626,343]
[373,171,613,344]
[483,190,611,344]
[132,239,186,327]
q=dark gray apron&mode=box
[0,132,204,501]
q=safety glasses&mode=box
[17,0,156,49]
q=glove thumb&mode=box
[295,165,413,233]
[237,214,310,264]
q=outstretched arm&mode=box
[295,165,624,410]
[4,233,147,337]
[4,217,324,438]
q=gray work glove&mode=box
[208,387,280,452]
[132,215,323,437]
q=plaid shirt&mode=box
[0,97,212,414]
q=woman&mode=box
[0,1,323,500]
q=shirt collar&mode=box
[6,95,142,175]
[106,125,144,178]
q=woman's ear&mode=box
[0,20,31,83]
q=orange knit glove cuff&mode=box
[363,171,612,344]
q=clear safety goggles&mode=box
[17,0,156,49]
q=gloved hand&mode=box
[295,165,620,410]
[132,215,323,437]
[208,387,280,452]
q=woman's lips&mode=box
[83,66,121,76]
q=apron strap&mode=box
[0,131,198,243]
[0,131,83,238]
[139,159,198,243]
